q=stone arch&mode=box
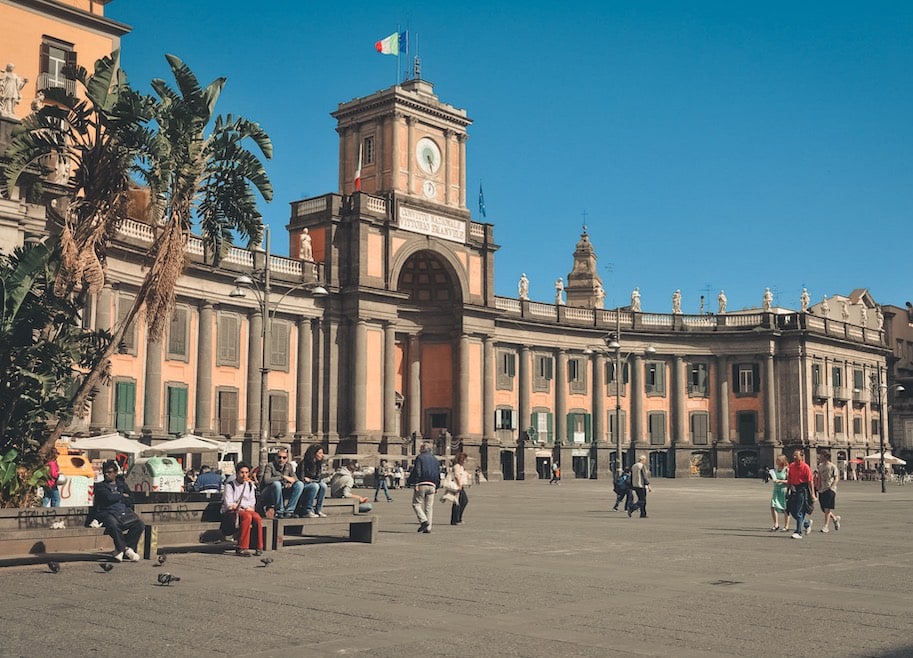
[390,239,467,305]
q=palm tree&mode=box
[3,52,272,460]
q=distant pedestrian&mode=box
[612,467,633,512]
[374,460,393,502]
[43,448,62,508]
[628,456,651,518]
[814,450,841,533]
[769,454,790,531]
[549,461,561,485]
[450,452,470,526]
[408,442,441,533]
[787,449,816,539]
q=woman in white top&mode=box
[450,452,470,526]
[221,462,263,556]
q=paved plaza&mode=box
[2,476,912,658]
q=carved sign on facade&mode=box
[398,206,466,244]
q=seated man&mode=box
[329,464,373,513]
[193,464,223,493]
[92,460,145,562]
[259,449,304,518]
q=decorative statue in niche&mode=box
[0,63,28,117]
[298,228,313,261]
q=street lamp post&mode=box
[604,312,655,478]
[870,370,905,494]
[230,227,327,469]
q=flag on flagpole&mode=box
[375,31,407,56]
[479,182,487,218]
[354,143,363,192]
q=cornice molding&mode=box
[8,0,131,37]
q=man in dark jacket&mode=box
[193,465,223,492]
[408,443,441,533]
[93,460,145,562]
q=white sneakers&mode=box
[304,511,318,518]
[791,532,803,539]
[317,512,328,518]
[834,516,841,531]
[113,551,124,562]
[124,548,140,562]
[804,519,813,535]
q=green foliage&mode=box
[0,449,48,508]
[0,242,112,462]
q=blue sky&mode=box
[108,1,913,313]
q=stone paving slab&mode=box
[2,478,911,657]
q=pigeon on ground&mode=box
[47,561,60,574]
[157,572,180,586]
[260,557,274,567]
[100,562,113,572]
[155,555,166,567]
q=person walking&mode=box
[374,460,393,502]
[549,461,561,485]
[787,449,817,539]
[612,466,633,512]
[628,456,651,518]
[450,452,470,525]
[43,448,62,507]
[408,442,441,533]
[769,454,790,531]
[814,449,841,533]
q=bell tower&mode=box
[332,78,472,209]
[565,228,604,308]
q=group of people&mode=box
[612,455,652,518]
[769,448,841,539]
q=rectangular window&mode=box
[691,412,709,445]
[497,350,515,390]
[363,135,375,165]
[567,412,591,444]
[269,393,289,436]
[495,408,517,430]
[645,361,665,395]
[734,364,760,394]
[217,313,240,367]
[217,389,239,436]
[688,363,708,396]
[834,415,844,434]
[38,38,77,94]
[853,369,865,391]
[648,412,666,445]
[568,358,587,394]
[812,364,822,387]
[832,367,843,388]
[533,355,553,392]
[269,320,290,370]
[166,386,188,435]
[531,411,553,443]
[852,416,862,436]
[872,418,880,436]
[114,381,136,432]
[116,293,137,354]
[815,413,825,434]
[609,410,627,443]
[606,361,629,384]
[167,306,189,360]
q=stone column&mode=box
[383,322,397,440]
[405,116,415,195]
[407,335,422,438]
[352,319,367,438]
[458,133,467,208]
[482,336,498,480]
[716,356,734,477]
[593,352,608,476]
[555,350,567,445]
[631,355,645,453]
[246,310,263,436]
[296,317,313,437]
[324,318,340,443]
[194,301,214,435]
[671,356,689,477]
[764,352,777,444]
[142,339,163,435]
[443,129,453,206]
[457,333,471,439]
[90,285,113,430]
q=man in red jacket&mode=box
[786,449,817,539]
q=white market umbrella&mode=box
[68,433,149,455]
[863,453,907,466]
[143,434,223,455]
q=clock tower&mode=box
[332,78,471,209]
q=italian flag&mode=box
[354,143,363,192]
[375,32,403,56]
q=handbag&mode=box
[442,474,459,493]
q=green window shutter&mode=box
[167,387,188,435]
[567,413,575,442]
[732,364,740,388]
[270,321,289,369]
[584,413,592,443]
[656,362,665,395]
[115,382,135,432]
[752,364,761,392]
[547,412,553,443]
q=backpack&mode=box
[613,473,629,495]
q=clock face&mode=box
[422,180,436,198]
[416,137,442,175]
